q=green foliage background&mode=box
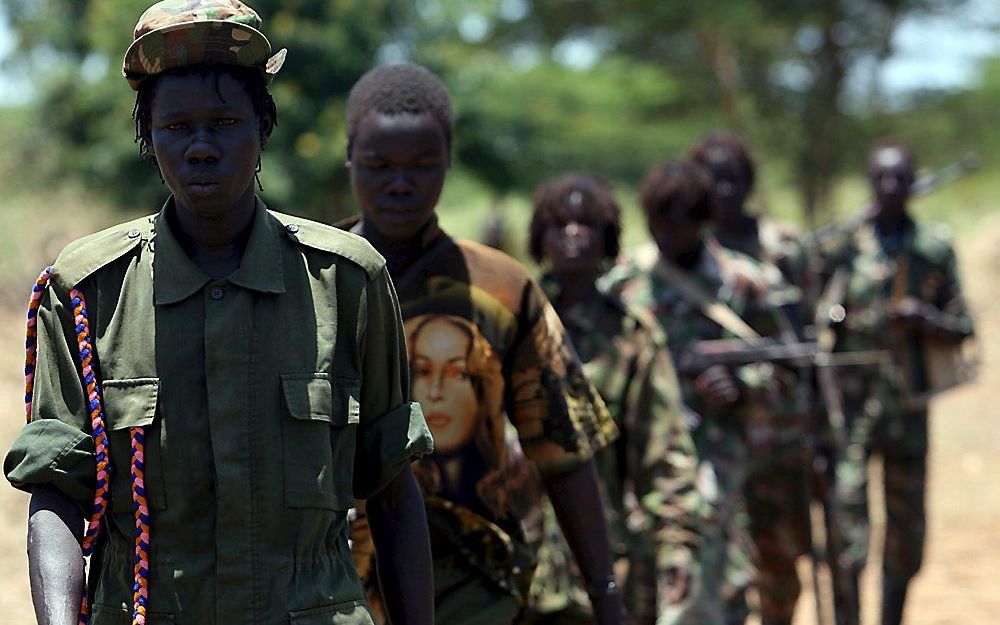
[0,0,996,261]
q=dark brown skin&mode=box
[29,71,434,625]
[541,208,692,603]
[27,487,84,625]
[350,111,625,625]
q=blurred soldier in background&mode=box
[813,140,975,625]
[690,132,820,625]
[521,173,704,625]
[604,160,802,625]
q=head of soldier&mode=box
[689,131,755,224]
[640,160,715,263]
[529,173,621,283]
[346,64,453,243]
[868,140,916,217]
[126,0,283,222]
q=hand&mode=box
[887,296,936,331]
[694,365,740,408]
[661,567,691,604]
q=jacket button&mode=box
[127,229,141,239]
[285,224,300,234]
[210,286,225,301]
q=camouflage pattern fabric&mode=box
[522,277,705,625]
[123,0,285,90]
[602,240,802,625]
[713,220,820,624]
[813,216,973,598]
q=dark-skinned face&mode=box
[869,147,915,216]
[541,193,607,280]
[647,206,703,261]
[150,72,265,221]
[703,152,751,221]
[349,111,448,242]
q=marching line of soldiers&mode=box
[468,133,977,625]
[4,3,977,625]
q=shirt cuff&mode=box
[4,419,96,511]
[354,401,434,499]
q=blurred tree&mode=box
[428,0,960,224]
[0,0,976,227]
[0,0,403,220]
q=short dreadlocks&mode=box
[529,173,621,263]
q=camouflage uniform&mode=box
[813,215,974,614]
[521,277,704,625]
[604,241,801,625]
[714,220,820,624]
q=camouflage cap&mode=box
[123,0,287,91]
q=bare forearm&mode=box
[543,459,624,625]
[367,465,433,625]
[28,486,85,625]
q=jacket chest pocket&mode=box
[281,373,360,510]
[102,378,167,512]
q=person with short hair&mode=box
[520,173,703,625]
[605,159,802,625]
[814,140,975,625]
[690,132,817,625]
[340,63,625,625]
[4,3,435,625]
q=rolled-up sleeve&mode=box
[353,266,433,499]
[4,285,95,510]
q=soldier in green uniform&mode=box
[604,160,803,625]
[519,174,704,625]
[3,3,436,625]
[340,64,625,625]
[814,141,974,625]
[689,132,816,625]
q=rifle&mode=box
[675,337,889,376]
[675,338,818,374]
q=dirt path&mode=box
[0,219,997,624]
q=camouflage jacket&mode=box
[713,218,814,328]
[525,277,705,619]
[812,215,974,410]
[603,241,808,462]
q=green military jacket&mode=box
[713,218,814,327]
[603,241,803,441]
[527,277,704,622]
[5,199,433,625]
[814,215,974,415]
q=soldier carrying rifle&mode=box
[813,140,976,625]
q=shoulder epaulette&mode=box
[269,211,386,281]
[51,215,156,292]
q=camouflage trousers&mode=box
[834,392,928,585]
[745,448,812,624]
[665,423,754,625]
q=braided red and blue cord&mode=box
[25,267,151,625]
